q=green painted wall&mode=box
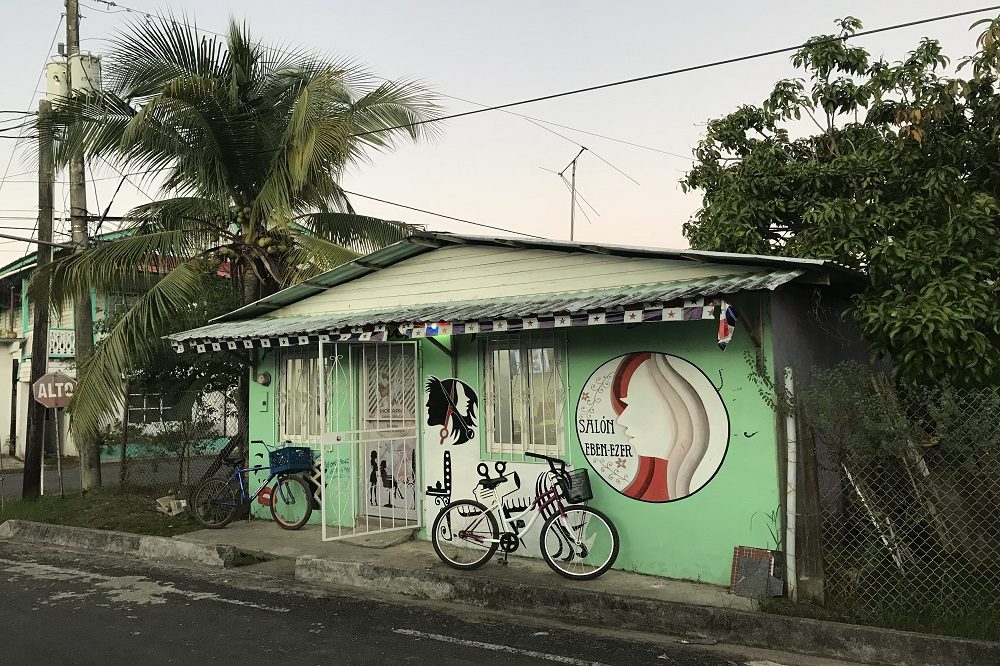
[248,351,277,518]
[418,294,779,585]
[560,302,778,583]
[248,296,781,584]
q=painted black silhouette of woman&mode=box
[369,451,378,506]
[425,377,478,445]
[380,460,403,507]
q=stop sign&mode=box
[33,372,77,409]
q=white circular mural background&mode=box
[576,353,730,502]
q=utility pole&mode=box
[66,0,100,489]
[23,100,55,500]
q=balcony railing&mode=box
[48,328,76,357]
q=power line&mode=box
[440,93,690,159]
[0,14,64,201]
[88,0,686,161]
[0,14,66,260]
[346,5,1000,138]
[342,190,546,239]
[0,231,73,249]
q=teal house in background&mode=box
[169,232,864,587]
[0,248,106,459]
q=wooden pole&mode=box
[66,0,101,491]
[55,408,65,498]
[22,99,54,500]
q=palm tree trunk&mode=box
[235,262,259,463]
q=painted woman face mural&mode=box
[425,377,479,445]
[576,353,729,502]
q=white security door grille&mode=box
[319,341,420,541]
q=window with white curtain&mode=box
[280,349,322,443]
[482,332,566,457]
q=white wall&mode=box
[12,356,79,458]
[272,245,762,317]
[0,341,17,453]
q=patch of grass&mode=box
[760,597,1000,642]
[0,487,201,537]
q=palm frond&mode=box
[105,13,228,98]
[300,212,416,254]
[67,262,211,442]
[28,229,217,315]
[284,233,359,285]
[344,79,443,147]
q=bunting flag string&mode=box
[171,297,732,354]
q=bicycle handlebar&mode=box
[525,451,567,474]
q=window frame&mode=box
[480,332,568,461]
[278,346,323,444]
[126,392,179,425]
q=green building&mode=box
[170,232,863,586]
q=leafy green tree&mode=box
[682,17,1000,385]
[31,15,440,474]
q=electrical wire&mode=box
[88,0,691,160]
[440,93,689,159]
[0,14,66,259]
[345,5,1000,138]
[342,190,546,239]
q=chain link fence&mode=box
[801,365,1000,639]
[99,389,240,495]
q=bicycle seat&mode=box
[478,476,508,490]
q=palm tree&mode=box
[31,15,441,472]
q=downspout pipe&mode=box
[783,366,798,601]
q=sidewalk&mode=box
[0,455,90,473]
[0,455,24,473]
[175,521,1000,665]
[176,520,751,611]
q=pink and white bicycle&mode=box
[430,452,619,580]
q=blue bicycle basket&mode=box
[269,446,314,474]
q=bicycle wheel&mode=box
[190,477,242,529]
[431,500,499,570]
[270,475,313,530]
[540,505,619,580]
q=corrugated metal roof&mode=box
[169,269,803,342]
[212,231,863,323]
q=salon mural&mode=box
[425,376,479,445]
[576,352,729,502]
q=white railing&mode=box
[48,328,76,357]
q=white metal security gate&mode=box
[319,341,420,541]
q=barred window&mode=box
[127,393,178,425]
[280,349,322,443]
[482,333,566,457]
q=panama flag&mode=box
[717,301,739,350]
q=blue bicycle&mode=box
[190,440,314,530]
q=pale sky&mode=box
[0,0,994,267]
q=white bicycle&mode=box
[431,452,619,580]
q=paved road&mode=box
[0,541,856,665]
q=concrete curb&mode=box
[295,555,999,666]
[0,520,239,568]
